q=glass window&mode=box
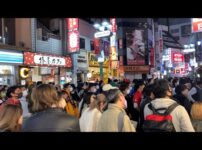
[80,38,85,49]
[181,24,191,37]
[170,28,179,33]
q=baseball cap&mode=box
[102,84,118,91]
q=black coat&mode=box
[173,94,192,115]
[22,108,80,132]
[125,95,139,122]
[139,97,151,131]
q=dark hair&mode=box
[106,89,122,104]
[143,84,155,97]
[63,83,71,89]
[172,78,178,87]
[79,92,95,117]
[153,79,170,98]
[119,82,130,93]
[175,85,187,95]
[6,86,20,98]
[57,91,67,99]
[168,77,173,83]
[36,81,42,86]
[88,83,96,88]
[197,81,202,85]
[134,80,145,90]
[99,80,103,86]
[108,78,112,84]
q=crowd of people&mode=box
[0,76,202,132]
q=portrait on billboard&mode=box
[126,30,145,65]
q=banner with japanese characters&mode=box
[67,18,80,53]
[24,52,72,67]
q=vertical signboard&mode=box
[110,18,116,33]
[192,18,202,33]
[94,38,100,55]
[150,48,154,67]
[67,18,80,53]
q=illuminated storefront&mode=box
[23,52,72,85]
[88,52,109,83]
[0,50,23,85]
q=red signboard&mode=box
[24,52,72,67]
[68,30,80,53]
[110,18,116,33]
[172,52,184,63]
[67,18,79,31]
[150,48,155,67]
[94,38,100,55]
[192,18,202,33]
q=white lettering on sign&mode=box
[34,55,66,66]
[94,30,111,38]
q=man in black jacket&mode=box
[173,84,192,115]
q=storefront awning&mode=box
[162,31,183,50]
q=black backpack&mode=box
[143,102,179,132]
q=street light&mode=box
[93,20,111,80]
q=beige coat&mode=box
[144,98,195,132]
[96,104,136,132]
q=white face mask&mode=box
[22,90,28,97]
[69,87,73,92]
[126,89,130,95]
[96,85,99,89]
[92,88,97,93]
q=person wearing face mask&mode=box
[119,82,135,120]
[63,83,79,118]
[88,83,97,94]
[96,89,136,132]
[173,84,192,115]
[0,86,22,110]
[143,79,194,132]
[19,86,31,119]
[70,84,81,103]
[79,93,102,131]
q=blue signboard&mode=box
[0,51,23,64]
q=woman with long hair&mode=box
[0,104,23,132]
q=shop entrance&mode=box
[0,74,15,85]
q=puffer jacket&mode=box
[144,98,195,132]
[22,108,80,132]
[96,104,136,132]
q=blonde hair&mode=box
[191,102,202,120]
[0,104,22,132]
[30,84,59,113]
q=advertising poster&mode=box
[126,30,145,65]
